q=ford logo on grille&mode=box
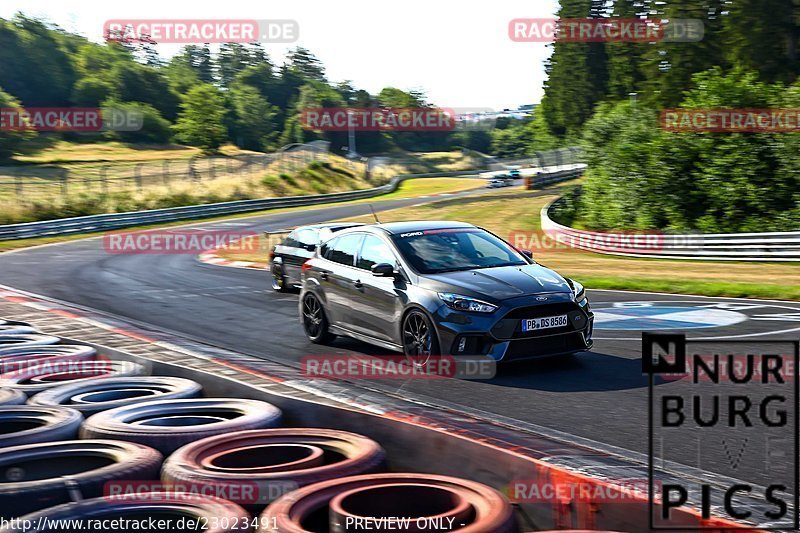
[535,296,548,301]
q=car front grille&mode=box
[491,302,589,340]
[502,332,587,359]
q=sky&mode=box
[0,0,558,111]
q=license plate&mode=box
[521,314,568,332]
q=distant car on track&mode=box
[487,179,510,188]
[507,166,521,179]
[298,221,593,363]
[270,223,364,292]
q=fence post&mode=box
[14,175,23,201]
[135,164,143,192]
[189,157,199,182]
[535,151,545,171]
[100,166,108,196]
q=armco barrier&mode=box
[542,198,800,261]
[0,172,469,241]
[0,165,581,241]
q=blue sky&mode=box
[0,0,558,110]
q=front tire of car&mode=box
[402,309,440,368]
[302,293,335,344]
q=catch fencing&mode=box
[0,165,582,240]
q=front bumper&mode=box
[432,292,594,362]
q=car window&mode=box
[294,229,319,248]
[357,235,396,270]
[464,232,508,262]
[327,234,363,266]
[282,231,299,248]
[320,237,337,260]
[391,228,526,274]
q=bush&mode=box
[575,68,800,232]
[102,100,172,144]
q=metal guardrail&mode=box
[541,197,800,261]
[0,170,492,240]
[0,155,587,241]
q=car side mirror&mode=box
[304,244,317,252]
[371,263,396,277]
[520,249,533,259]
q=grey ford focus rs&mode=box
[298,221,593,362]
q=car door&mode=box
[350,234,404,344]
[283,228,318,286]
[319,233,364,329]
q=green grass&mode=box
[580,277,800,301]
[338,180,800,302]
[0,175,485,254]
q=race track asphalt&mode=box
[1,183,798,489]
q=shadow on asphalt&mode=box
[484,351,651,392]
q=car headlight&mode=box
[438,293,498,313]
[567,278,586,302]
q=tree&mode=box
[0,15,77,106]
[217,43,273,88]
[542,0,608,136]
[286,47,326,81]
[605,0,652,99]
[71,78,114,106]
[173,84,228,153]
[110,62,180,120]
[227,85,278,151]
[172,45,214,83]
[640,0,727,108]
[102,100,172,144]
[721,0,798,84]
[0,87,36,162]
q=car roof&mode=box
[300,222,365,231]
[367,220,477,235]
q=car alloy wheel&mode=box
[402,310,438,368]
[302,293,334,344]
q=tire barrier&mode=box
[28,376,203,416]
[0,325,37,335]
[0,439,163,518]
[0,388,26,406]
[0,493,252,533]
[163,429,386,510]
[0,334,61,354]
[0,345,97,374]
[0,406,83,448]
[259,473,518,533]
[0,360,145,396]
[81,398,283,455]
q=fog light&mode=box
[457,338,467,353]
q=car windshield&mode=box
[391,228,527,274]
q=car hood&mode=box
[419,264,571,301]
